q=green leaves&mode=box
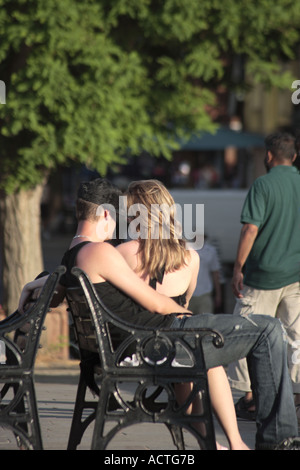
[0,0,300,193]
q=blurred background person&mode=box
[189,236,223,315]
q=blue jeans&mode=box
[171,313,298,449]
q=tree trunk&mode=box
[0,185,44,314]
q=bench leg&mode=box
[67,372,97,450]
[1,378,43,450]
[166,424,185,450]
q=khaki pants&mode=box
[228,282,300,394]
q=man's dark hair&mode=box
[265,132,296,162]
[76,178,121,221]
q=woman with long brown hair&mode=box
[117,179,249,450]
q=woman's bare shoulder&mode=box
[186,247,200,266]
[116,240,139,255]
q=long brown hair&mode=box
[126,179,189,279]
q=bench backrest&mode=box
[66,267,224,381]
[0,265,66,372]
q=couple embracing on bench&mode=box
[19,178,299,450]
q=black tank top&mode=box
[149,269,187,307]
[60,242,176,329]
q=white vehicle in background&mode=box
[170,189,247,264]
[170,188,248,312]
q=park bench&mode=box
[66,267,224,450]
[0,265,65,450]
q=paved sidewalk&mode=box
[0,361,257,451]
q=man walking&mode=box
[229,131,300,422]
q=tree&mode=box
[1,0,300,313]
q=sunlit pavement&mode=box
[0,363,257,450]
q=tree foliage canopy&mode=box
[1,0,300,193]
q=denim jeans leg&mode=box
[174,312,298,448]
[245,315,298,447]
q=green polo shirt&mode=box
[241,165,300,289]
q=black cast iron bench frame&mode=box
[66,267,224,450]
[0,265,65,450]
